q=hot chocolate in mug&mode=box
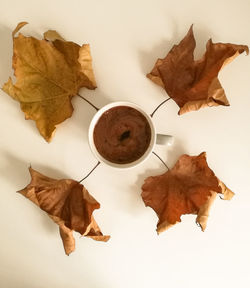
[88,101,173,168]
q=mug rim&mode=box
[88,101,156,169]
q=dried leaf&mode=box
[2,22,96,142]
[141,152,234,233]
[19,167,109,255]
[147,25,249,115]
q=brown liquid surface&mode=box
[93,106,151,164]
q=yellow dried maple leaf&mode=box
[3,22,96,142]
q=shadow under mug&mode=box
[88,101,173,169]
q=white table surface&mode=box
[0,0,250,287]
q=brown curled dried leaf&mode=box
[147,25,249,115]
[141,152,234,233]
[19,167,109,255]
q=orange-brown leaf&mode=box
[2,22,96,142]
[141,152,234,233]
[19,167,109,255]
[147,25,248,115]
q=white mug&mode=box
[88,101,173,169]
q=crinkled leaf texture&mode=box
[3,22,97,142]
[19,167,109,255]
[147,25,248,115]
[141,152,234,233]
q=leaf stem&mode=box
[77,94,99,111]
[150,97,171,117]
[152,151,169,170]
[78,161,101,183]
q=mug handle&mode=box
[156,134,174,146]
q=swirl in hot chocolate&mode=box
[93,106,151,164]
